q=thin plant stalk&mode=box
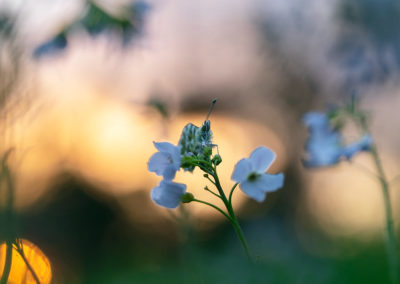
[15,241,41,284]
[216,194,251,259]
[0,240,12,284]
[0,154,41,284]
[0,154,14,284]
[370,145,398,284]
[359,118,399,284]
[225,205,251,261]
[189,162,252,260]
[210,166,251,260]
[192,197,251,261]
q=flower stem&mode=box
[226,205,252,261]
[15,241,41,284]
[211,167,252,261]
[191,199,232,221]
[0,153,14,284]
[0,240,12,284]
[228,183,239,204]
[358,118,399,283]
[370,145,399,284]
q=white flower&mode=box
[148,142,181,180]
[232,146,284,202]
[151,180,187,209]
[343,134,372,159]
[302,112,372,167]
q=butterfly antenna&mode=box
[205,98,217,120]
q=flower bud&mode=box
[181,192,195,203]
[212,154,222,165]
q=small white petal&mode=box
[257,173,284,192]
[343,134,372,159]
[151,180,186,209]
[171,146,182,170]
[163,165,177,180]
[302,112,329,129]
[154,142,178,154]
[239,173,284,202]
[149,142,181,177]
[304,132,343,167]
[248,146,276,172]
[148,152,170,176]
[240,180,266,202]
[232,159,252,183]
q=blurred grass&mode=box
[14,175,392,284]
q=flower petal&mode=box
[257,173,284,192]
[303,123,344,168]
[154,142,178,154]
[302,112,329,130]
[303,139,342,167]
[151,180,186,209]
[343,134,372,159]
[163,165,177,181]
[301,111,371,168]
[239,180,266,202]
[232,158,252,183]
[239,173,284,202]
[248,146,276,172]
[148,152,170,176]
[170,146,182,170]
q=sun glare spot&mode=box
[0,239,52,284]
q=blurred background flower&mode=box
[0,0,400,282]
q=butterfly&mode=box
[178,99,217,170]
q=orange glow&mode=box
[3,87,287,226]
[69,100,159,193]
[301,154,400,239]
[0,239,52,284]
[117,112,287,226]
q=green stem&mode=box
[1,153,14,284]
[204,187,221,199]
[15,242,41,284]
[205,175,216,186]
[226,207,251,261]
[210,166,230,209]
[228,183,239,204]
[197,164,214,176]
[0,240,12,284]
[359,119,399,284]
[192,199,232,222]
[371,145,399,284]
[211,167,252,260]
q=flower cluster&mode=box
[147,102,287,260]
[302,111,372,168]
[147,142,186,208]
[147,116,285,209]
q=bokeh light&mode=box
[302,154,400,240]
[1,0,400,282]
[0,239,52,284]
